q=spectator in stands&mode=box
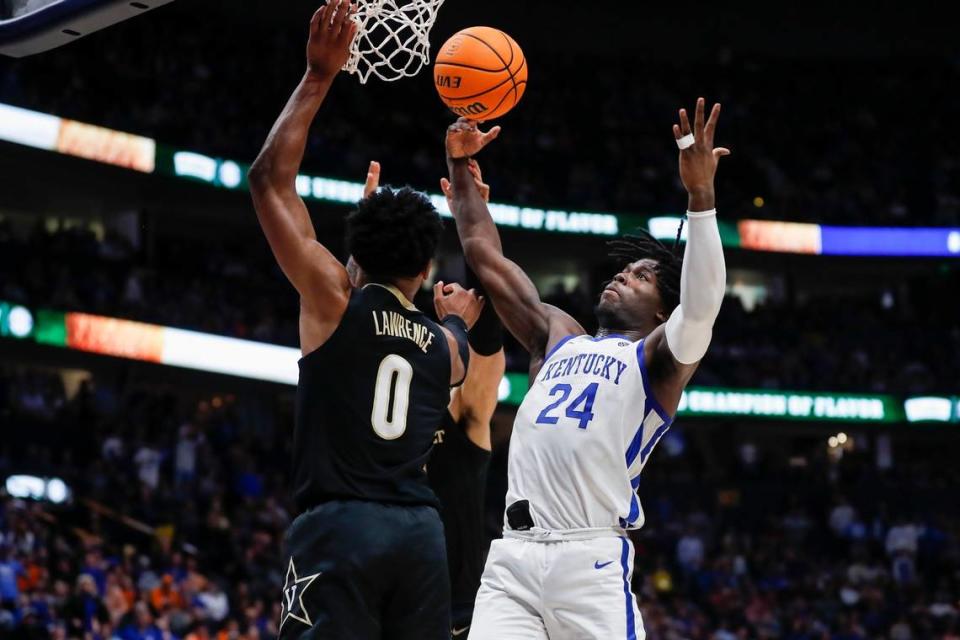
[194,580,228,626]
[117,601,167,640]
[61,574,109,640]
[886,515,921,586]
[1,543,24,609]
[830,495,858,539]
[149,575,183,616]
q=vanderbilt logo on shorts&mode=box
[279,557,321,630]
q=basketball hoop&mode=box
[343,0,445,84]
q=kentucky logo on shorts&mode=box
[279,557,321,630]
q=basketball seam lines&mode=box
[435,61,508,73]
[481,81,518,121]
[436,65,517,101]
[461,32,520,101]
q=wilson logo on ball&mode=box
[451,102,488,117]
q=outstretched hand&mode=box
[674,97,730,208]
[306,0,359,80]
[440,159,490,208]
[433,281,485,330]
[446,118,501,160]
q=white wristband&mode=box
[686,208,717,218]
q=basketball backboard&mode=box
[0,0,175,57]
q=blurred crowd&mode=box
[0,4,958,226]
[632,460,960,640]
[1,366,291,640]
[2,365,959,639]
[1,4,959,640]
[1,220,958,394]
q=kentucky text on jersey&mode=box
[538,351,629,385]
[372,311,435,353]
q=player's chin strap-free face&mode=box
[441,315,471,387]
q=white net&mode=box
[343,0,446,84]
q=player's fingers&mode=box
[440,177,452,196]
[679,108,691,136]
[433,280,444,297]
[327,0,341,30]
[482,126,501,144]
[363,161,380,197]
[310,5,326,31]
[704,102,721,141]
[469,159,483,179]
[694,97,705,138]
[340,5,358,41]
[325,0,340,28]
[672,123,682,141]
[335,0,351,34]
[343,12,359,43]
[714,147,731,158]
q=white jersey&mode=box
[505,333,672,532]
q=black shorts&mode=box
[278,500,450,640]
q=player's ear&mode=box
[420,259,434,283]
[655,307,668,324]
[345,255,362,287]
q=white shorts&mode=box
[469,536,644,640]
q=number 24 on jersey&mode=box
[535,383,599,430]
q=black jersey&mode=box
[292,284,452,513]
[427,410,491,608]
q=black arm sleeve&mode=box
[465,266,504,356]
[441,314,470,388]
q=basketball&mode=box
[434,26,528,121]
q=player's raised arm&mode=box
[441,165,505,448]
[248,2,358,346]
[444,119,585,365]
[645,98,729,412]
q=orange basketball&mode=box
[434,26,528,122]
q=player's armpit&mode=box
[641,325,699,417]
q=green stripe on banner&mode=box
[498,376,903,423]
[499,372,530,407]
[2,300,957,425]
[34,310,67,347]
[677,387,901,423]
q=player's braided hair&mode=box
[606,221,685,315]
[346,186,444,280]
